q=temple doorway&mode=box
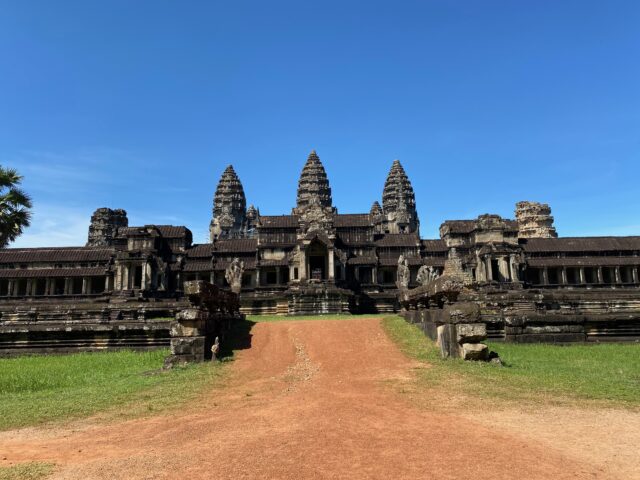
[307,240,328,281]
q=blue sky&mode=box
[3,0,639,247]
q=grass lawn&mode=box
[0,463,54,480]
[382,315,640,408]
[0,349,226,431]
[247,313,389,323]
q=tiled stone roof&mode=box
[375,234,420,247]
[186,244,214,258]
[523,237,640,253]
[214,239,258,252]
[259,215,299,228]
[0,267,108,278]
[421,239,447,252]
[334,214,372,228]
[183,261,212,272]
[527,257,640,267]
[0,247,113,264]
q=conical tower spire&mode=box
[370,201,383,217]
[381,159,419,234]
[295,150,333,212]
[209,165,248,241]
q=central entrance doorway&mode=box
[306,240,328,281]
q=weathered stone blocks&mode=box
[170,336,205,356]
[456,323,486,344]
[460,343,489,361]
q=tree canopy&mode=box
[0,166,32,247]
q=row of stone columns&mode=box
[115,262,152,290]
[3,275,111,296]
[480,255,519,282]
[538,266,639,285]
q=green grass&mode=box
[247,313,389,323]
[0,462,54,480]
[382,315,640,408]
[0,349,226,431]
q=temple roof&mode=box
[421,239,447,252]
[0,266,108,278]
[295,150,333,210]
[211,165,247,235]
[186,244,214,258]
[0,247,113,264]
[382,160,416,215]
[214,239,258,252]
[334,214,372,228]
[259,215,299,228]
[375,233,421,247]
[522,237,640,253]
[527,256,640,267]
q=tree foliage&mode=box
[0,166,32,247]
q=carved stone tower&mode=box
[86,208,128,247]
[382,160,419,234]
[209,165,248,241]
[293,150,334,214]
[515,201,558,238]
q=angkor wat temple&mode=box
[1,150,639,353]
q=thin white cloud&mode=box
[10,204,90,248]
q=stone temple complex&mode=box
[1,150,639,354]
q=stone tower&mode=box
[246,204,260,235]
[293,150,334,214]
[382,160,419,234]
[209,165,247,241]
[86,208,128,247]
[515,201,558,238]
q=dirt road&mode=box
[1,318,636,479]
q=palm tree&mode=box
[0,166,32,248]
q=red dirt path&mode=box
[0,318,630,479]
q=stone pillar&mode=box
[541,267,549,285]
[82,277,89,295]
[106,275,113,292]
[579,267,586,285]
[114,265,121,290]
[560,267,567,285]
[210,272,215,284]
[597,267,603,284]
[64,277,72,295]
[485,258,493,281]
[7,280,14,296]
[141,262,149,289]
[614,267,622,284]
[499,256,510,282]
[633,267,639,285]
[25,279,33,296]
[372,266,377,284]
[328,249,335,281]
[123,265,130,290]
[509,256,519,281]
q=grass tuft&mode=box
[247,313,389,323]
[0,462,54,480]
[381,315,640,408]
[0,349,226,431]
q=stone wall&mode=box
[400,284,640,358]
[0,297,180,356]
[165,281,242,366]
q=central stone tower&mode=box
[293,150,334,215]
[381,160,419,234]
[209,165,248,241]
